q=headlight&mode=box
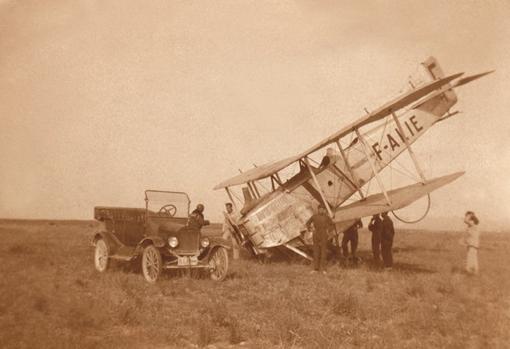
[200,238,210,248]
[168,236,179,248]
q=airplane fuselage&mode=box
[237,105,448,252]
[233,57,462,254]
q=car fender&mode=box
[203,238,231,259]
[135,236,166,254]
[91,231,120,255]
[208,236,231,250]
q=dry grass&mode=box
[0,220,509,348]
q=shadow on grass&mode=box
[243,247,312,265]
[391,262,436,274]
[394,246,448,253]
[8,244,34,255]
[224,271,243,281]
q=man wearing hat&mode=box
[306,204,334,274]
[188,203,210,230]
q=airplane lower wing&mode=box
[333,171,464,223]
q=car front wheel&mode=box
[94,238,109,272]
[141,245,162,283]
[209,247,229,281]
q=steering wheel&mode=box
[158,204,177,217]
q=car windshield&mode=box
[145,190,190,219]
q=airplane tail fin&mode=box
[410,56,458,117]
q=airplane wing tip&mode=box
[213,183,225,190]
[444,171,465,182]
[425,171,465,191]
[454,70,495,87]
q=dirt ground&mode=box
[0,220,509,349]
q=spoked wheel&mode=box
[94,238,109,272]
[209,247,229,281]
[141,245,162,283]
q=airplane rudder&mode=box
[417,57,458,116]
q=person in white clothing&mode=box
[222,203,240,260]
[463,211,480,275]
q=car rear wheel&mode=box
[94,238,109,272]
[209,247,229,281]
[141,245,162,283]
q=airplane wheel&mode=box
[141,245,162,283]
[209,247,229,281]
[94,238,109,272]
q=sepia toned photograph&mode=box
[1,1,509,348]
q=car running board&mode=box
[109,245,138,261]
[109,254,135,261]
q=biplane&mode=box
[214,57,492,260]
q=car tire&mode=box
[209,246,229,281]
[141,244,162,283]
[94,238,109,272]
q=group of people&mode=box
[305,205,481,275]
[188,202,241,260]
[368,212,395,268]
[195,202,481,276]
[306,206,396,273]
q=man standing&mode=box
[306,205,334,274]
[381,212,395,269]
[368,214,383,265]
[341,219,363,264]
[222,203,240,260]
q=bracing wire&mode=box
[391,194,431,223]
[363,132,420,183]
[359,113,431,223]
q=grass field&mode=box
[0,220,509,348]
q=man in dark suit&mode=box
[381,212,395,269]
[368,214,383,264]
[341,219,363,264]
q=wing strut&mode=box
[270,174,282,190]
[304,157,334,218]
[249,181,261,198]
[283,242,313,260]
[238,168,256,199]
[335,140,365,199]
[354,128,391,206]
[238,168,260,199]
[391,112,426,183]
[225,187,238,211]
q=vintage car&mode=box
[92,190,229,283]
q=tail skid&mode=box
[283,242,313,261]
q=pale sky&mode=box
[1,0,509,229]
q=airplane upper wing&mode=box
[214,73,463,190]
[411,70,494,110]
[453,70,494,88]
[332,171,464,223]
[213,155,299,190]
